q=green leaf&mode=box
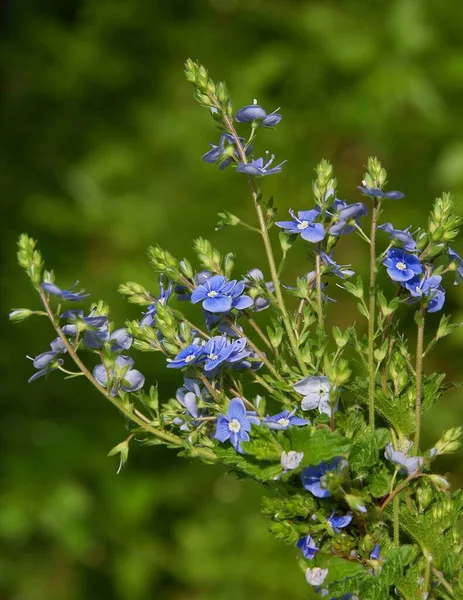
[285,427,351,466]
[240,424,282,461]
[350,428,390,475]
[214,445,281,482]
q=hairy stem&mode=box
[246,316,273,351]
[393,495,400,546]
[414,307,425,450]
[226,318,279,378]
[219,110,308,376]
[315,247,323,329]
[368,198,380,430]
[39,290,217,462]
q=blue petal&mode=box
[122,369,145,392]
[215,415,231,442]
[300,224,325,243]
[202,295,233,313]
[227,397,246,421]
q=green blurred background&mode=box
[2,1,463,598]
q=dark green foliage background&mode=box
[2,1,463,598]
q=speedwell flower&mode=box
[236,152,286,177]
[293,375,334,416]
[305,567,328,586]
[235,100,282,127]
[281,450,304,471]
[297,535,319,559]
[93,355,144,396]
[275,208,325,243]
[203,336,235,372]
[320,252,355,279]
[383,248,423,282]
[167,342,204,369]
[328,200,368,236]
[301,457,346,498]
[358,183,404,200]
[215,397,260,453]
[191,275,252,313]
[377,222,416,251]
[140,279,172,326]
[264,409,309,430]
[41,280,90,302]
[403,274,445,313]
[243,268,275,312]
[448,248,463,284]
[27,337,67,383]
[385,442,423,475]
[202,133,251,170]
[327,511,353,533]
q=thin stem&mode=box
[423,552,432,598]
[39,290,217,462]
[246,316,273,351]
[315,248,323,329]
[368,198,380,430]
[432,568,454,597]
[414,307,425,450]
[379,472,424,515]
[393,495,400,546]
[220,111,308,376]
[226,318,279,378]
[182,317,210,341]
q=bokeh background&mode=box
[2,1,463,598]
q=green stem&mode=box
[246,315,273,351]
[414,307,425,450]
[379,472,424,515]
[220,111,308,376]
[39,290,217,463]
[368,198,380,430]
[423,551,432,598]
[393,495,400,546]
[315,247,323,329]
[226,318,280,378]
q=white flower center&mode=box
[208,290,218,298]
[319,388,326,396]
[396,261,407,271]
[278,418,290,427]
[208,353,218,361]
[297,220,309,230]
[415,286,422,295]
[229,418,241,433]
[185,354,195,363]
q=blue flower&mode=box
[235,101,282,127]
[385,442,423,475]
[275,208,325,243]
[370,544,380,560]
[243,268,275,312]
[358,184,404,200]
[203,336,235,372]
[226,338,251,364]
[41,280,90,302]
[281,450,304,471]
[327,511,352,533]
[293,375,334,416]
[301,457,346,498]
[202,133,251,170]
[93,355,144,396]
[191,275,253,313]
[448,248,463,285]
[174,377,205,430]
[61,310,132,351]
[383,248,423,282]
[264,409,309,430]
[403,275,446,312]
[27,337,67,383]
[297,535,319,559]
[377,222,416,251]
[141,279,172,326]
[236,153,286,177]
[328,200,368,236]
[215,397,260,453]
[320,252,355,279]
[167,342,204,369]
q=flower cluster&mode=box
[13,62,463,600]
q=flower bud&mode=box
[9,308,33,323]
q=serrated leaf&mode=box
[214,445,282,481]
[284,427,351,466]
[240,424,282,461]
